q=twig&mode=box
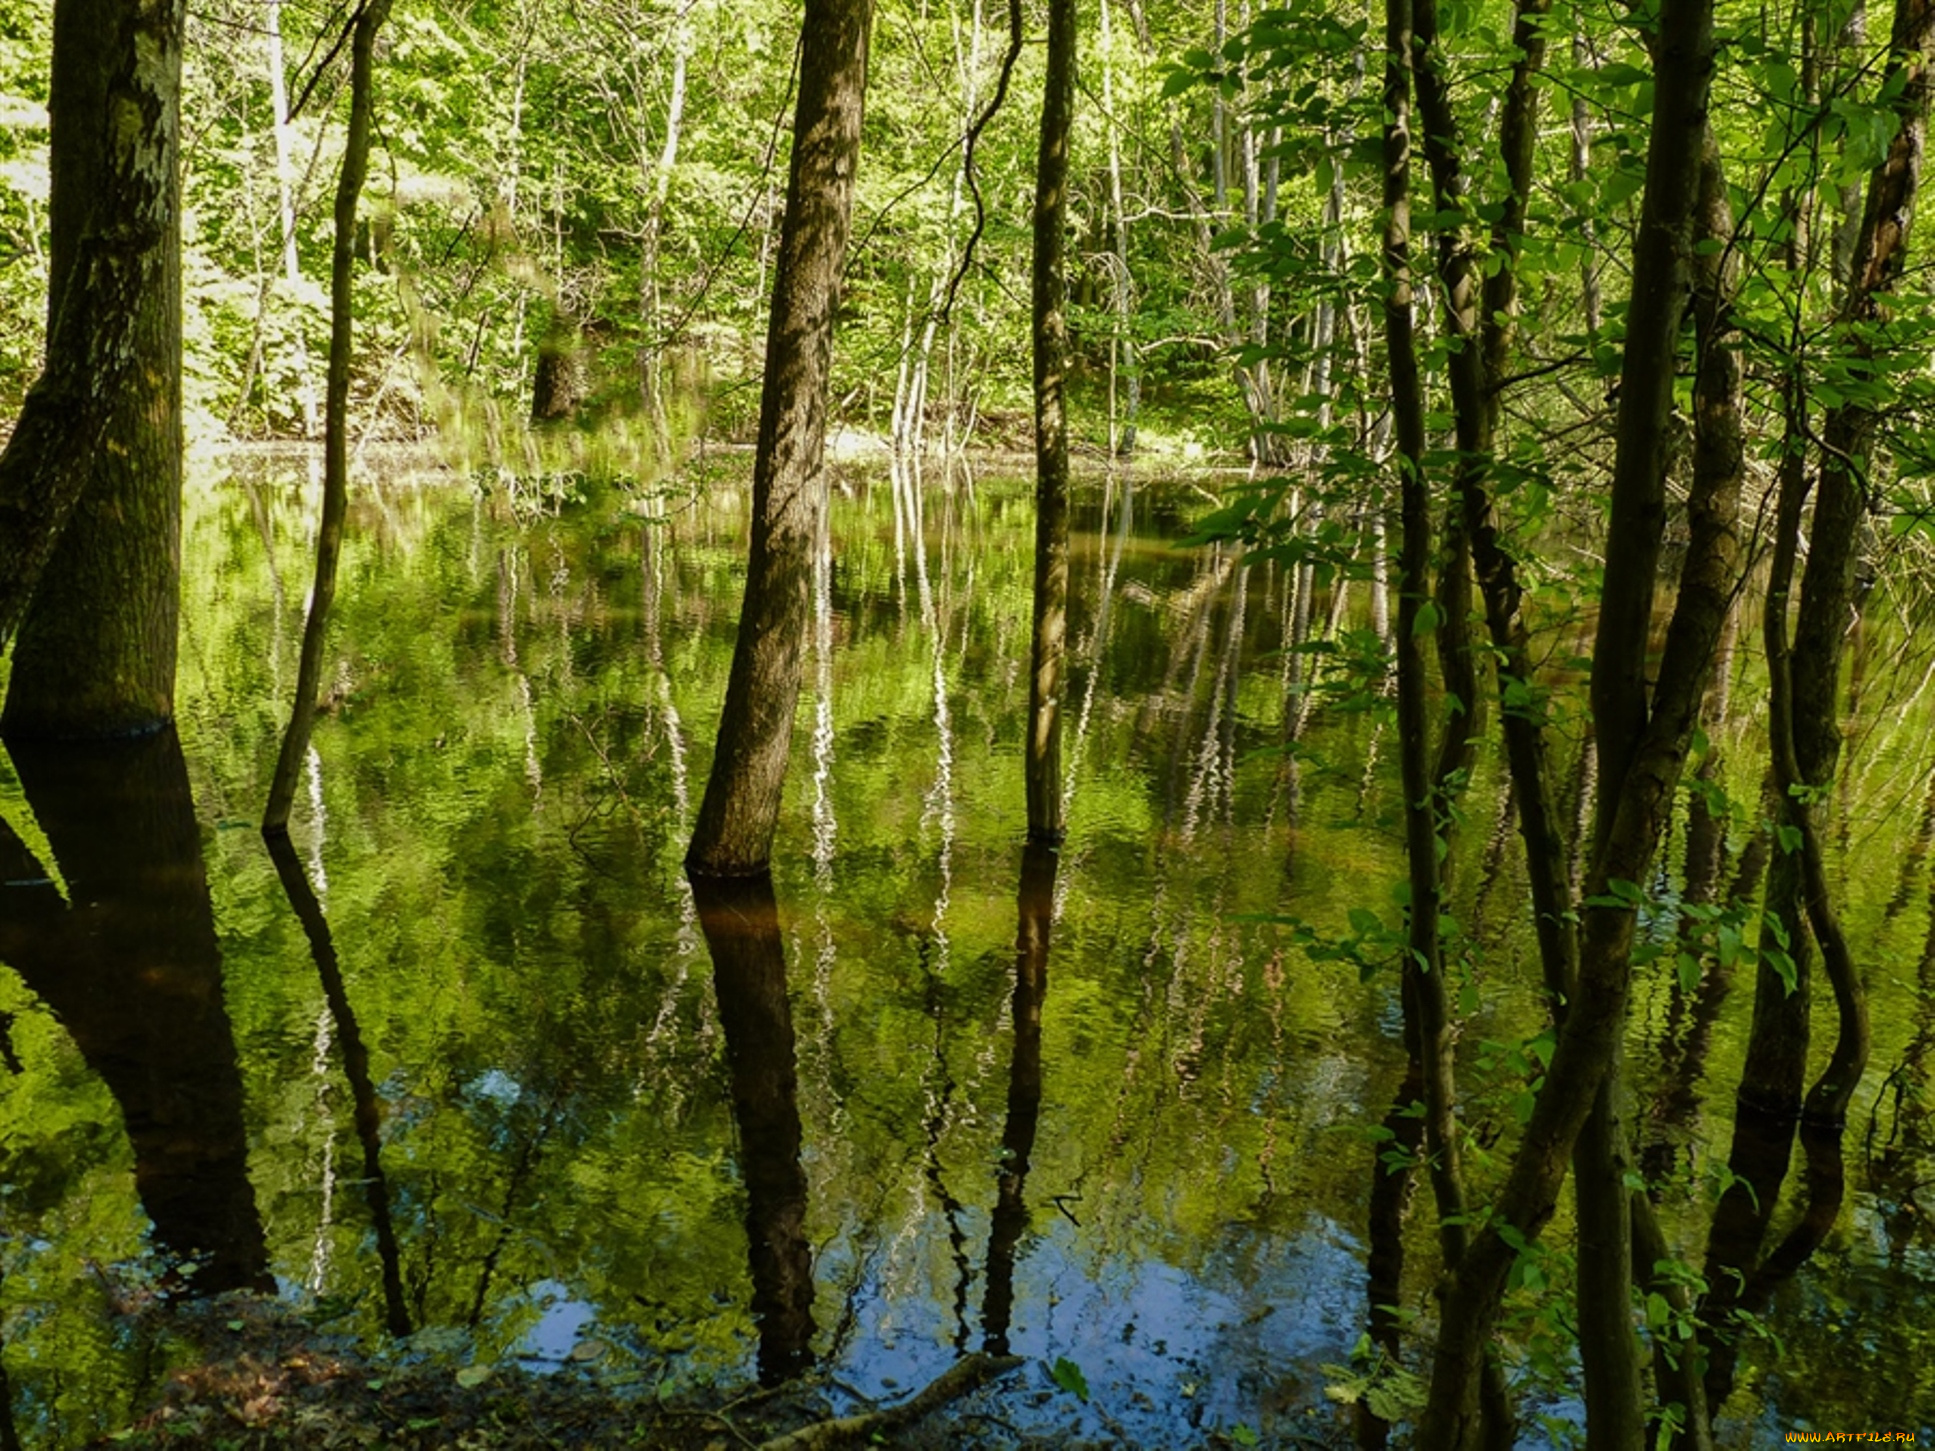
[754,1353,1024,1451]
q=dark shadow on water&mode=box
[1355,1035,1424,1451]
[690,872,816,1386]
[0,729,272,1297]
[981,840,1058,1357]
[263,832,414,1338]
[1702,1116,1846,1420]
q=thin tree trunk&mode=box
[262,0,393,833]
[1026,0,1074,844]
[687,0,873,875]
[1411,0,1574,1016]
[1369,4,1502,1439]
[1101,0,1138,455]
[266,0,319,438]
[1418,0,1722,1438]
[641,21,689,419]
[1790,0,1935,1127]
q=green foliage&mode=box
[1048,1356,1090,1402]
[1321,1338,1424,1424]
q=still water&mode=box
[0,455,1930,1447]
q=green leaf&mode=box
[455,1364,493,1388]
[1716,924,1741,968]
[1231,1424,1260,1447]
[1645,1291,1673,1332]
[1049,1357,1090,1402]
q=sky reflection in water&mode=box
[0,459,1930,1446]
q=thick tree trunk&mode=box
[687,0,872,875]
[0,0,184,738]
[1025,0,1074,844]
[530,308,588,423]
[262,0,393,834]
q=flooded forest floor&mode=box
[100,1297,1301,1451]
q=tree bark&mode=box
[1417,0,1721,1439]
[687,0,873,875]
[1025,0,1074,844]
[531,306,588,423]
[1791,0,1935,1128]
[262,0,393,833]
[1411,0,1575,1015]
[0,0,184,738]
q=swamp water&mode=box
[0,456,1931,1447]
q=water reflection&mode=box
[0,467,1927,1444]
[981,840,1057,1356]
[0,730,271,1296]
[1704,1119,1848,1418]
[691,872,816,1385]
[264,832,413,1337]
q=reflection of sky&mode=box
[514,1278,598,1372]
[830,1215,1364,1445]
[7,469,1916,1445]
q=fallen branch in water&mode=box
[755,1353,1025,1451]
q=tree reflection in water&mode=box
[0,729,271,1297]
[264,832,414,1338]
[691,871,816,1385]
[982,839,1057,1356]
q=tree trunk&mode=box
[530,307,588,423]
[1026,0,1074,844]
[687,0,873,876]
[1417,0,1722,1438]
[1371,8,1509,1440]
[1411,0,1575,1015]
[0,0,184,738]
[262,0,394,833]
[1100,0,1138,455]
[1792,0,1935,1128]
[266,0,319,438]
